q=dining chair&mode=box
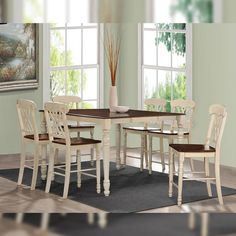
[44,102,101,199]
[169,104,227,206]
[52,95,95,165]
[123,98,166,171]
[148,99,196,173]
[16,99,49,190]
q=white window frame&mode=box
[138,23,192,109]
[43,23,104,108]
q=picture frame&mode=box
[0,23,39,92]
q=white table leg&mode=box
[103,121,111,197]
[116,124,121,170]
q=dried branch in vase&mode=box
[104,30,121,86]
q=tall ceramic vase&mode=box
[109,86,118,112]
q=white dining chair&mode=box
[52,95,95,165]
[16,99,49,190]
[123,98,166,171]
[169,104,227,206]
[44,102,101,199]
[148,99,196,173]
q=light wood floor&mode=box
[0,148,236,213]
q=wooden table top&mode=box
[67,109,184,119]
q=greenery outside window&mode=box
[140,23,192,112]
[48,23,101,108]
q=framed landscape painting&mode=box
[0,23,39,91]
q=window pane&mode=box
[66,70,81,96]
[172,33,186,68]
[172,72,186,100]
[143,69,157,99]
[67,29,81,66]
[157,23,172,30]
[82,68,98,100]
[158,32,171,67]
[83,28,98,65]
[50,29,65,66]
[143,30,156,66]
[50,71,65,97]
[158,70,172,112]
[82,101,97,108]
[173,23,186,30]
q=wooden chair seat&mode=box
[149,130,189,136]
[52,137,101,146]
[24,133,49,141]
[123,98,167,171]
[68,125,95,130]
[44,101,101,199]
[169,144,215,153]
[168,104,227,206]
[17,99,49,191]
[123,126,161,132]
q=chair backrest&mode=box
[144,98,166,112]
[16,99,39,140]
[171,99,196,132]
[205,104,227,152]
[44,102,70,144]
[52,96,82,109]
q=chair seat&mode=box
[52,137,101,146]
[68,125,95,129]
[124,126,161,132]
[149,129,189,136]
[169,144,215,153]
[24,133,49,141]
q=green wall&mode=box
[0,25,43,154]
[192,23,236,167]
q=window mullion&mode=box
[81,26,84,100]
[65,24,68,95]
[156,25,159,99]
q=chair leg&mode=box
[17,141,26,186]
[187,136,195,172]
[204,157,212,197]
[188,213,196,230]
[63,148,71,199]
[168,147,174,197]
[140,134,145,172]
[215,154,223,205]
[31,144,40,190]
[96,144,101,194]
[177,154,184,206]
[45,146,55,194]
[90,129,94,166]
[148,135,153,175]
[144,134,148,168]
[160,137,165,172]
[169,137,176,174]
[123,131,127,166]
[77,150,81,188]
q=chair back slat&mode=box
[205,104,227,151]
[52,96,82,109]
[44,102,70,144]
[16,99,39,140]
[144,98,166,112]
[171,99,196,132]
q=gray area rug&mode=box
[0,162,236,213]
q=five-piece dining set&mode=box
[16,96,227,206]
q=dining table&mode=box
[40,108,185,197]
